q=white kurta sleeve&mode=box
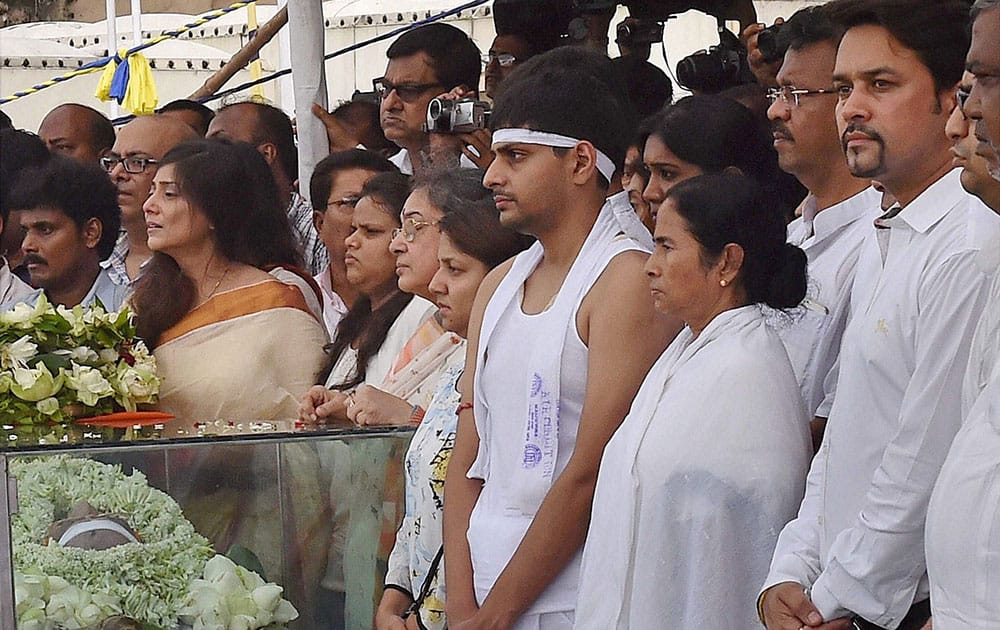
[809,253,993,626]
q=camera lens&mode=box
[428,98,444,119]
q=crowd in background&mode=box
[1,0,999,628]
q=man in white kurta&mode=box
[765,7,881,423]
[761,6,1000,627]
[924,8,1000,623]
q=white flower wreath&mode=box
[11,456,214,628]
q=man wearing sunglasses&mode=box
[102,115,198,290]
[764,7,881,449]
[374,23,481,175]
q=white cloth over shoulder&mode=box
[576,305,810,629]
[324,296,436,390]
[763,170,1000,627]
[605,190,654,251]
[466,204,648,616]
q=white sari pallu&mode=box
[575,306,812,630]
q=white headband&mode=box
[492,128,617,181]
[58,518,140,547]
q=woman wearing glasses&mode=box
[375,168,533,630]
[300,171,436,420]
[131,139,327,424]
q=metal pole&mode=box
[286,0,329,202]
[105,0,120,118]
[130,0,143,47]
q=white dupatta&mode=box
[467,205,647,515]
[576,305,811,628]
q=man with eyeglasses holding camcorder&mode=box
[372,23,486,176]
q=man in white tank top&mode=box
[442,49,680,630]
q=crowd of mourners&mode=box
[1,0,999,628]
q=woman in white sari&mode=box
[575,173,812,629]
[132,139,326,424]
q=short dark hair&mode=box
[491,48,634,187]
[8,155,121,260]
[826,0,972,93]
[0,128,50,223]
[609,56,674,121]
[156,98,215,136]
[0,109,12,130]
[416,168,534,269]
[309,148,398,213]
[779,5,846,52]
[217,101,298,183]
[665,173,807,310]
[387,23,482,92]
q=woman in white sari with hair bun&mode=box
[576,173,812,629]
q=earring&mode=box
[720,279,728,287]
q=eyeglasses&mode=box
[483,52,518,67]
[766,86,838,108]
[373,78,443,103]
[101,155,159,174]
[326,195,361,212]
[392,218,439,242]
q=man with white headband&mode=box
[443,49,680,630]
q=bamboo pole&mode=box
[188,5,288,101]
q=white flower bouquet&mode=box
[0,295,159,425]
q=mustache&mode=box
[22,255,46,266]
[771,121,794,141]
[841,123,885,149]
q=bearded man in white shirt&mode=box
[924,1,1000,627]
[760,1,1000,629]
[442,50,679,630]
[765,6,882,449]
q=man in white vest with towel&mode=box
[442,49,680,630]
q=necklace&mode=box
[198,264,230,306]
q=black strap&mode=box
[405,545,445,621]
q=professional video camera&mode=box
[675,25,754,93]
[615,18,665,47]
[754,22,788,65]
[424,97,491,134]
